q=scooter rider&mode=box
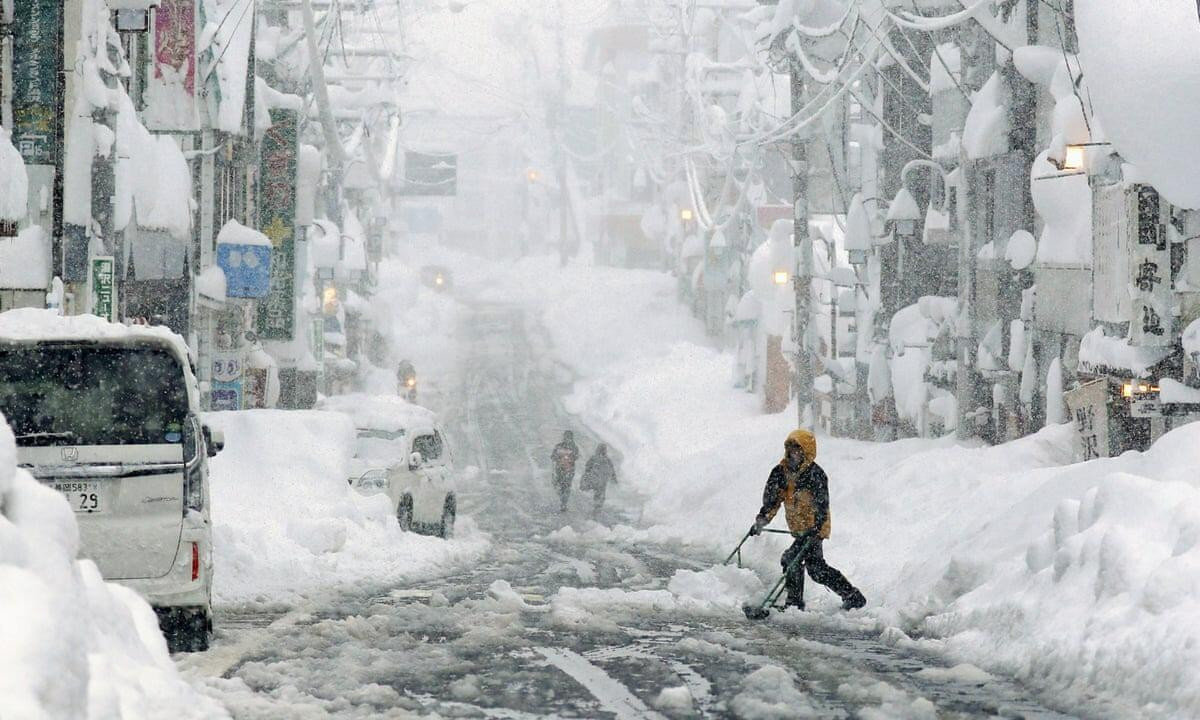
[551,431,580,512]
[750,429,866,611]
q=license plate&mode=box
[52,481,104,514]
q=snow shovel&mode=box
[742,532,814,621]
[723,527,795,568]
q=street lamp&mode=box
[680,208,694,222]
[527,169,540,183]
[1061,144,1085,172]
[773,270,790,286]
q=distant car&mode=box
[420,265,453,292]
[319,394,456,538]
[0,310,221,653]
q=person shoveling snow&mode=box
[749,429,865,612]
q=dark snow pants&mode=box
[553,468,574,510]
[781,537,855,605]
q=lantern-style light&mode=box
[680,208,694,222]
[773,270,790,286]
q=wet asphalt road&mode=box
[181,305,1084,719]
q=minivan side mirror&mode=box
[203,425,225,457]
[409,451,422,470]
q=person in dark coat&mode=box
[551,431,580,511]
[580,443,617,514]
[750,429,866,611]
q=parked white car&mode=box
[0,310,221,652]
[320,394,456,537]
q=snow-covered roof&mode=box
[318,393,436,434]
[0,227,51,290]
[1077,1,1200,208]
[217,218,271,246]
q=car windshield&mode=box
[355,427,404,459]
[412,432,442,461]
[0,344,188,446]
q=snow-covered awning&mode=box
[1078,326,1172,377]
[217,218,270,247]
[196,265,227,307]
[0,125,28,222]
[310,219,341,269]
[0,227,51,290]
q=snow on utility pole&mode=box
[790,58,814,429]
[299,0,346,221]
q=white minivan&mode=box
[0,310,220,652]
[320,394,457,537]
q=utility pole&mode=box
[790,60,814,429]
[555,0,570,265]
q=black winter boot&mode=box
[841,588,866,610]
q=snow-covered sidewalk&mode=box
[441,251,1200,718]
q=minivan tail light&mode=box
[191,543,200,581]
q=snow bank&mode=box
[0,418,226,719]
[444,251,1200,716]
[204,410,488,605]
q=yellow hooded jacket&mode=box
[755,429,831,538]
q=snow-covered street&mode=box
[178,298,1077,719]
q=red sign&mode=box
[145,0,198,131]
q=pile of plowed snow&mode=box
[205,409,488,606]
[0,419,225,719]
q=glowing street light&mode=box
[527,169,540,182]
[1061,144,1085,171]
[773,270,790,286]
[680,208,694,222]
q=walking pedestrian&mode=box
[749,429,866,611]
[550,431,580,512]
[580,443,616,515]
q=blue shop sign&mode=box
[217,243,272,298]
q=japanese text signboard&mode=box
[11,0,63,165]
[90,257,116,322]
[254,109,298,340]
[1130,186,1173,347]
[1064,379,1110,461]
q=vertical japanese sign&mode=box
[255,109,298,340]
[90,257,116,322]
[1064,379,1110,460]
[145,0,199,131]
[1130,186,1173,347]
[10,0,62,165]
